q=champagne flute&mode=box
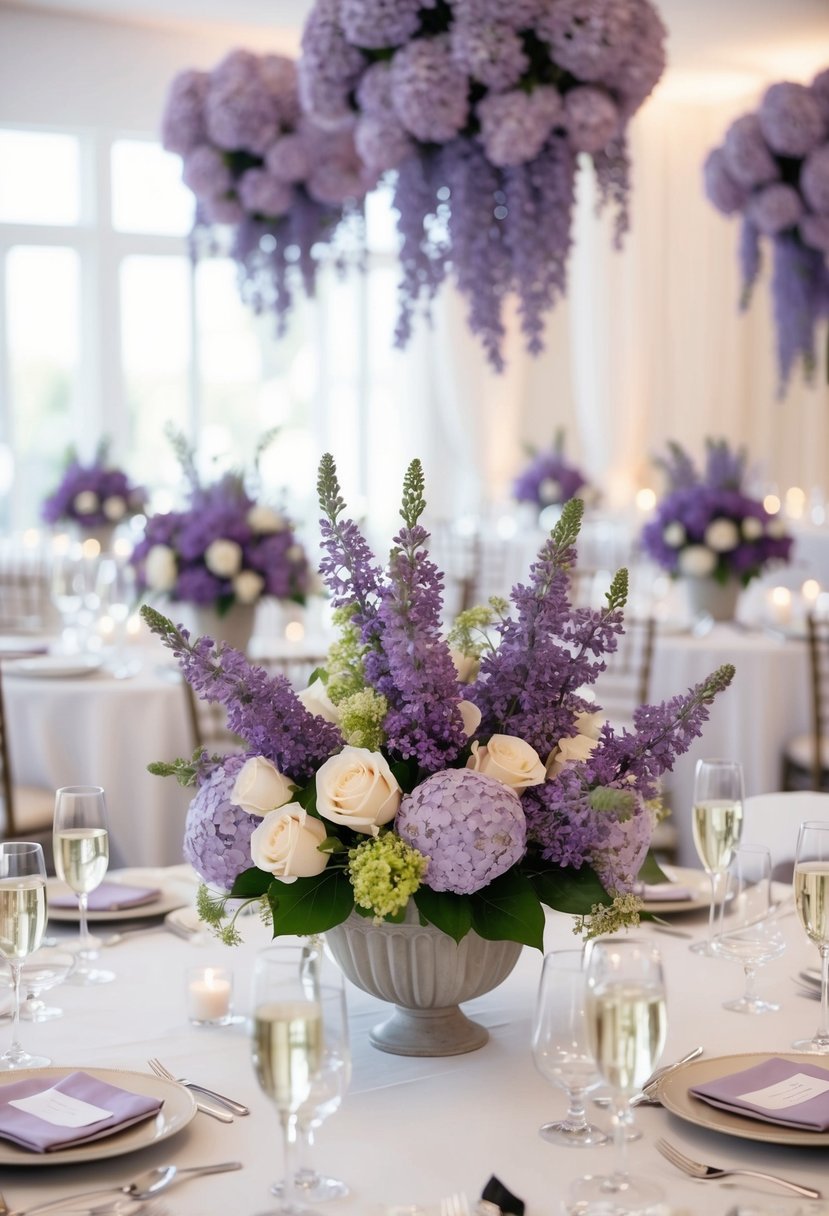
[690,758,744,956]
[53,784,114,985]
[531,949,608,1147]
[0,841,49,1069]
[0,947,75,1022]
[792,820,829,1053]
[713,844,786,1014]
[251,951,350,1216]
[567,939,667,1214]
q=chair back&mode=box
[743,790,829,881]
[0,666,18,834]
[591,615,656,731]
[806,612,829,790]
[0,544,58,632]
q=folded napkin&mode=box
[690,1057,829,1131]
[49,881,161,911]
[0,1071,163,1152]
[641,883,694,902]
[481,1176,525,1216]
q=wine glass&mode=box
[53,784,115,985]
[531,949,608,1147]
[251,949,350,1216]
[0,947,75,1021]
[95,556,139,677]
[792,820,829,1053]
[567,939,667,1215]
[0,841,49,1069]
[713,844,786,1014]
[50,545,85,652]
[690,758,744,956]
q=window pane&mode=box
[111,139,193,236]
[121,255,192,496]
[7,246,80,526]
[0,130,80,225]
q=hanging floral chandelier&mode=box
[161,49,376,332]
[704,70,829,395]
[298,0,666,370]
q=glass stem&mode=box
[8,962,23,1061]
[743,963,758,1005]
[279,1112,300,1205]
[612,1095,632,1183]
[78,892,91,956]
[563,1087,589,1132]
[294,1121,317,1188]
[818,944,829,1043]
[706,871,720,943]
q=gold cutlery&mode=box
[147,1058,249,1115]
[655,1138,822,1199]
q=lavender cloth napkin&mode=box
[0,1071,163,1152]
[690,1057,829,1131]
[49,882,160,911]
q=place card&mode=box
[10,1087,112,1128]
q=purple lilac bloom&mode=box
[42,451,145,527]
[512,448,588,509]
[237,169,294,218]
[390,36,470,144]
[813,69,829,124]
[801,213,829,254]
[181,146,232,201]
[355,114,414,173]
[564,87,620,155]
[476,87,562,168]
[771,235,829,393]
[537,0,635,81]
[759,82,826,157]
[748,182,803,236]
[738,217,762,305]
[396,769,527,895]
[722,114,779,188]
[183,754,257,889]
[703,148,749,216]
[299,0,366,128]
[449,13,528,92]
[161,69,209,157]
[802,143,829,214]
[340,0,422,48]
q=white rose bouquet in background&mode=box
[41,439,146,533]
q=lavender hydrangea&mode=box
[183,755,256,889]
[41,441,145,529]
[512,437,589,510]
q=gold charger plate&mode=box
[657,1052,829,1146]
[640,865,712,915]
[47,879,189,924]
[0,1067,196,1166]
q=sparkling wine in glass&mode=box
[713,844,785,1014]
[53,784,114,985]
[0,841,49,1069]
[531,949,608,1147]
[251,949,349,1216]
[690,758,744,956]
[792,820,829,1053]
[567,939,667,1215]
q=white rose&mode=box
[704,517,740,552]
[742,516,764,540]
[233,570,265,605]
[315,746,401,836]
[467,734,546,790]
[662,521,686,548]
[249,804,328,883]
[458,699,482,737]
[767,517,788,538]
[232,755,296,816]
[546,732,600,778]
[286,544,305,562]
[204,538,243,579]
[102,495,127,521]
[574,710,604,741]
[450,648,479,684]
[144,543,177,592]
[298,681,341,724]
[539,476,560,504]
[678,544,717,577]
[73,490,99,515]
[247,504,286,534]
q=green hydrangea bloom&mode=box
[447,597,508,660]
[348,834,428,923]
[338,687,388,751]
[572,892,643,940]
[325,606,367,705]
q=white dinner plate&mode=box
[47,879,190,923]
[657,1052,829,1146]
[0,635,52,657]
[640,865,712,915]
[5,654,104,679]
[0,1067,196,1166]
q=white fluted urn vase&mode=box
[325,906,522,1057]
[189,603,256,654]
[683,576,741,622]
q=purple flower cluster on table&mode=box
[183,755,258,889]
[299,0,666,371]
[161,48,375,333]
[703,69,829,393]
[640,438,793,585]
[512,438,590,509]
[42,445,145,529]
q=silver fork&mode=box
[655,1138,822,1199]
[439,1196,470,1216]
[148,1058,250,1116]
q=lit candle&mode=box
[187,967,233,1025]
[768,586,792,627]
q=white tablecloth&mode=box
[3,870,826,1216]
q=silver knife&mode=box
[193,1096,233,1123]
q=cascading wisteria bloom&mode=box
[703,69,829,393]
[41,440,145,530]
[144,458,733,950]
[299,0,666,370]
[161,48,376,333]
[640,438,793,585]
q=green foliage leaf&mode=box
[228,867,272,900]
[389,757,420,794]
[267,868,354,936]
[529,864,611,915]
[470,870,545,950]
[413,887,474,943]
[636,852,670,886]
[319,836,348,854]
[294,781,319,817]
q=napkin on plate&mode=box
[49,881,161,911]
[640,883,694,901]
[689,1057,829,1131]
[0,1071,163,1152]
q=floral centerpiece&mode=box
[130,430,310,621]
[297,0,666,371]
[161,48,375,333]
[41,440,146,534]
[143,455,733,953]
[641,439,793,589]
[512,431,591,513]
[703,70,829,393]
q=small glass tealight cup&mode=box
[186,965,234,1027]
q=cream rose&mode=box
[102,495,127,521]
[678,544,717,577]
[450,648,479,684]
[205,538,243,579]
[249,804,328,882]
[315,746,401,836]
[546,732,600,778]
[704,517,740,552]
[467,734,546,790]
[539,476,560,504]
[298,681,341,724]
[767,516,788,538]
[233,570,265,605]
[742,516,763,540]
[73,490,98,515]
[247,504,286,534]
[662,521,686,548]
[458,699,482,737]
[232,755,295,816]
[574,710,604,741]
[144,543,177,592]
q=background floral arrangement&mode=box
[298,0,666,371]
[144,456,732,950]
[512,431,590,510]
[41,440,145,530]
[640,438,793,585]
[161,48,376,332]
[130,430,310,613]
[703,69,829,393]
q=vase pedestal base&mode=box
[369,1003,488,1057]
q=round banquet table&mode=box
[1,869,826,1215]
[648,624,811,867]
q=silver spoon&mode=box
[7,1162,242,1216]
